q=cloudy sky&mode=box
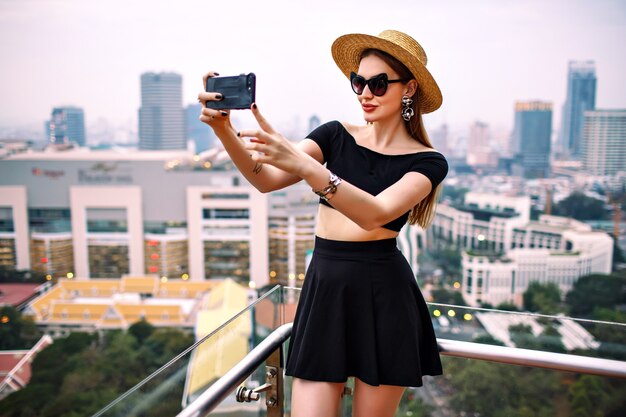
[1,0,625,136]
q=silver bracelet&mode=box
[313,172,343,201]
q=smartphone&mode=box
[205,73,256,110]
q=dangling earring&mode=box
[401,95,414,122]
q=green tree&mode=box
[128,319,155,344]
[495,302,519,311]
[441,186,469,205]
[0,326,194,416]
[444,357,561,417]
[537,324,566,353]
[523,282,562,314]
[569,375,609,417]
[430,288,466,306]
[396,389,433,417]
[472,334,505,346]
[566,274,626,317]
[0,267,45,283]
[553,192,610,221]
[427,247,462,283]
[509,323,542,350]
[0,306,41,349]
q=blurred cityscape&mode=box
[1,60,625,416]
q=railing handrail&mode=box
[438,338,626,378]
[175,323,293,417]
[178,322,626,417]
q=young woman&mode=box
[199,30,447,417]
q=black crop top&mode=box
[306,121,448,232]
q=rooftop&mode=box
[0,284,43,308]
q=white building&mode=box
[583,109,626,176]
[0,148,269,288]
[432,192,613,307]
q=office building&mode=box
[582,109,626,176]
[268,183,318,287]
[0,148,269,287]
[46,107,86,147]
[138,72,186,150]
[560,61,596,158]
[511,101,552,179]
[467,121,498,168]
[431,192,613,307]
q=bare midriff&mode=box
[314,204,399,242]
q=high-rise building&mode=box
[466,121,498,168]
[185,103,216,153]
[583,109,626,176]
[138,72,186,150]
[511,101,552,179]
[47,107,86,147]
[559,61,596,158]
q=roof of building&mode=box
[4,148,192,162]
[0,284,43,308]
[24,276,220,328]
[0,335,53,397]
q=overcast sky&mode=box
[1,0,625,136]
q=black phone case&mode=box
[205,73,256,110]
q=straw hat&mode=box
[331,30,442,114]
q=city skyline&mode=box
[1,0,626,138]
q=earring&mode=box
[401,95,414,121]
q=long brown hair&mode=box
[360,49,443,229]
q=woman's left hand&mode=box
[239,104,308,177]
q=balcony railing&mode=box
[92,285,626,417]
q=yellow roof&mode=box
[49,302,110,323]
[121,276,159,293]
[59,279,121,296]
[25,277,223,330]
[116,304,184,324]
[27,286,65,319]
[158,280,216,298]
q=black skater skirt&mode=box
[285,236,443,387]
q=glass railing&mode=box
[91,284,290,417]
[94,284,626,417]
[427,302,626,362]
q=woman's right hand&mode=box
[198,71,231,132]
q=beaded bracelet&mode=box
[313,172,343,201]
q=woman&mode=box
[199,30,447,417]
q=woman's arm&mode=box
[239,109,433,231]
[198,72,322,193]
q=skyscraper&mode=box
[466,121,497,168]
[185,103,216,153]
[560,61,596,159]
[583,109,626,176]
[138,72,185,150]
[47,107,86,147]
[511,101,553,179]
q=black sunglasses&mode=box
[350,72,406,96]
